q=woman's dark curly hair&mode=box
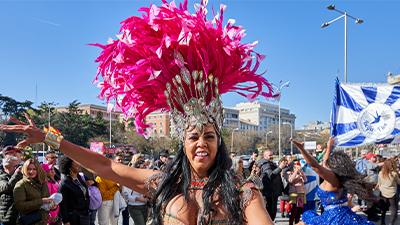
[59,156,73,175]
[326,151,375,202]
[151,138,243,225]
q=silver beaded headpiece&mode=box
[164,52,223,141]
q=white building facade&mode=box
[223,107,240,129]
[233,101,296,131]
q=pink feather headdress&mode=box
[92,0,276,139]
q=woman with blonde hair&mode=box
[377,159,400,225]
[13,158,52,225]
[128,153,145,168]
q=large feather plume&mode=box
[92,0,276,136]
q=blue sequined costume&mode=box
[302,187,375,225]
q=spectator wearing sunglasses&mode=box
[45,151,60,182]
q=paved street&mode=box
[109,205,400,225]
[273,207,400,225]
[274,213,290,224]
[114,213,290,225]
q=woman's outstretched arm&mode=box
[59,140,157,193]
[0,113,157,194]
[244,190,274,225]
[292,138,339,188]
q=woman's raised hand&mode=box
[324,136,335,161]
[291,139,305,151]
[327,137,335,150]
[0,113,45,148]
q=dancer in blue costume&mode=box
[292,138,376,225]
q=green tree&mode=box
[28,102,58,129]
[0,94,35,119]
[124,129,152,153]
[0,95,36,147]
[220,128,232,148]
[109,119,129,145]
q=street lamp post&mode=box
[230,128,239,153]
[47,107,51,151]
[283,122,293,155]
[109,109,112,148]
[265,131,272,147]
[321,4,363,83]
[278,81,290,160]
[302,132,310,142]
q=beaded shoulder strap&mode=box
[240,181,259,209]
[144,172,166,199]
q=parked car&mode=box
[240,155,251,169]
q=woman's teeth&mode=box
[196,152,208,156]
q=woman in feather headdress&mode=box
[0,1,277,224]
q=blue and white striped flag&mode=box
[331,79,400,147]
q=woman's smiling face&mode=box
[184,123,218,178]
[27,163,37,179]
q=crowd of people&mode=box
[2,138,399,225]
[0,135,400,225]
[0,145,176,225]
[228,141,400,225]
[230,149,309,225]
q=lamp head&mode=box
[327,5,335,10]
[355,18,364,24]
[321,22,330,28]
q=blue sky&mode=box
[1,0,399,128]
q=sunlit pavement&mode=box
[274,212,290,224]
[273,208,400,225]
[106,205,400,225]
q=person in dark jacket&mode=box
[154,149,169,171]
[1,146,23,164]
[258,149,287,221]
[0,156,23,225]
[58,156,90,225]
